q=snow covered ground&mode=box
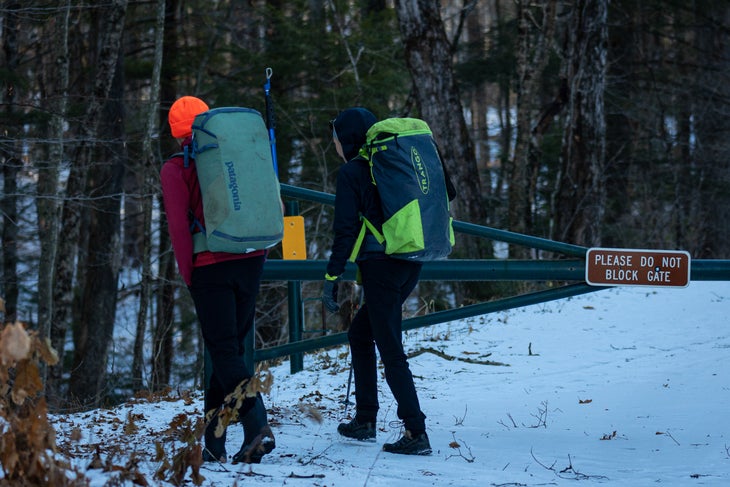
[51,280,730,486]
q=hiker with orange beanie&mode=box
[160,96,275,464]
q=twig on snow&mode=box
[656,430,681,446]
[446,432,476,463]
[453,405,467,426]
[407,347,509,366]
[530,448,608,481]
[498,413,518,429]
[527,400,548,428]
[287,472,325,479]
[297,444,334,466]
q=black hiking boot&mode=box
[233,393,275,464]
[337,418,376,441]
[383,430,432,455]
[202,447,227,463]
[202,415,227,463]
[232,425,276,464]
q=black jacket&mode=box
[325,107,456,276]
[326,155,385,277]
[326,107,382,277]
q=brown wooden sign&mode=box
[586,248,691,287]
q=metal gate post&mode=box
[286,200,304,373]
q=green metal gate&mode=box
[250,184,729,371]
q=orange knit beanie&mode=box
[168,96,209,138]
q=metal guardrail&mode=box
[251,183,730,368]
[261,257,730,282]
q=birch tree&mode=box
[38,1,71,404]
[132,0,166,392]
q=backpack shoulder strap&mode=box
[170,144,195,168]
[348,216,385,262]
[169,148,206,251]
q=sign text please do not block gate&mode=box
[586,248,691,287]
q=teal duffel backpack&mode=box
[185,107,284,253]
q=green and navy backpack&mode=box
[181,107,284,254]
[351,117,455,262]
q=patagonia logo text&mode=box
[225,161,242,211]
[410,146,429,194]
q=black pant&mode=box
[349,257,426,433]
[189,255,265,418]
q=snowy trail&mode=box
[46,280,730,486]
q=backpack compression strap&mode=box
[348,216,384,262]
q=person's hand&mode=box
[322,275,340,313]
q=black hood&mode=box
[332,107,377,160]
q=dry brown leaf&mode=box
[11,358,43,405]
[169,413,189,429]
[88,447,104,470]
[216,406,236,430]
[297,402,323,424]
[124,411,140,435]
[0,321,31,364]
[131,470,150,486]
[37,337,59,366]
[0,431,20,472]
[70,428,83,442]
[181,391,195,406]
[154,442,167,463]
[186,444,205,486]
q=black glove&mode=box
[322,277,340,313]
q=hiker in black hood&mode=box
[331,107,375,160]
[323,107,432,456]
[325,108,384,272]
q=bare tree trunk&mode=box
[464,1,492,200]
[394,0,495,304]
[1,1,21,323]
[132,0,166,392]
[550,0,608,247]
[150,0,182,391]
[394,0,488,243]
[493,0,512,222]
[131,156,152,391]
[38,1,71,403]
[510,0,558,258]
[152,237,176,390]
[52,152,85,402]
[691,2,730,258]
[69,55,127,408]
[66,0,129,410]
[1,162,19,323]
[602,3,634,250]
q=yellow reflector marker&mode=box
[282,215,307,260]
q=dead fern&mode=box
[0,321,88,486]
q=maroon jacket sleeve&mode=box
[160,160,195,286]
